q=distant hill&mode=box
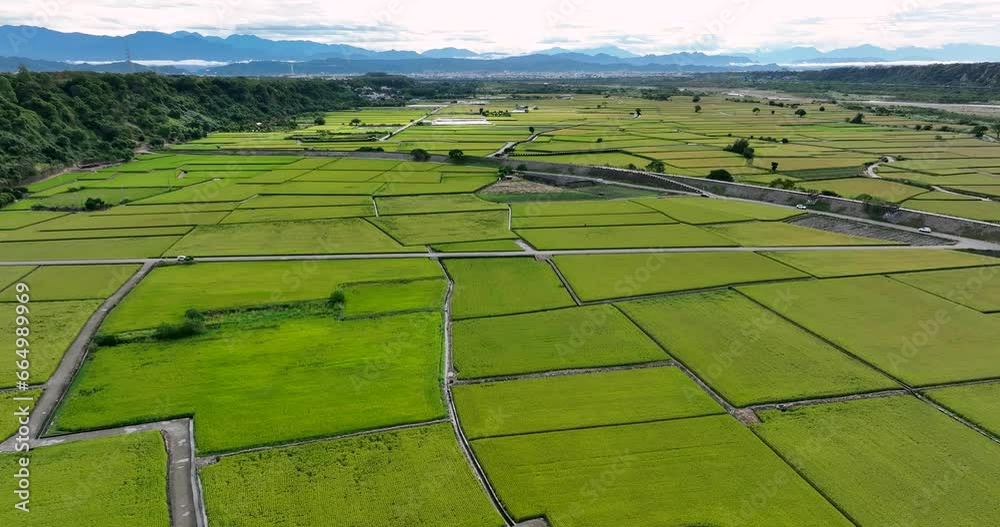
[753,44,1000,64]
[797,62,1000,87]
[202,55,775,76]
[0,56,185,74]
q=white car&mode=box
[918,227,933,234]
[796,204,808,210]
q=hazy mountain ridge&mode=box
[5,25,1000,65]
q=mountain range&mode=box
[2,26,1000,76]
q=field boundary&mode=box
[453,360,678,385]
[436,258,516,526]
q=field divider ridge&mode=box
[453,360,678,385]
[435,257,516,526]
[542,257,583,306]
[609,304,745,421]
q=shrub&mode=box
[153,319,206,341]
[850,113,866,124]
[516,164,528,171]
[93,334,122,347]
[707,169,734,182]
[356,146,384,152]
[314,116,326,125]
[646,160,666,173]
[448,149,465,162]
[769,178,799,190]
[329,289,346,307]
[83,197,107,211]
[410,148,431,161]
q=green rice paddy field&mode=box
[0,432,170,527]
[4,95,1000,526]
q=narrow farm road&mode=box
[379,106,445,141]
[21,260,157,440]
[2,241,992,268]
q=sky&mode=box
[4,0,1000,54]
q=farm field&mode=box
[923,382,1000,436]
[0,300,101,388]
[201,423,504,527]
[634,197,802,224]
[452,305,667,378]
[340,278,447,317]
[0,235,183,261]
[445,258,575,318]
[0,265,33,290]
[473,416,854,526]
[755,396,1000,527]
[891,266,1000,312]
[102,258,442,333]
[454,367,724,438]
[4,92,1000,526]
[369,210,516,245]
[518,223,737,250]
[166,218,410,256]
[1,264,138,301]
[0,389,41,441]
[741,276,1000,386]
[0,432,170,527]
[703,221,895,247]
[553,252,808,301]
[52,312,445,453]
[619,291,898,406]
[761,248,998,277]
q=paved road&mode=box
[0,417,204,527]
[21,261,157,439]
[379,106,444,141]
[1,242,990,268]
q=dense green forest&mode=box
[0,69,378,197]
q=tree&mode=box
[694,105,702,113]
[723,139,755,159]
[410,148,431,161]
[349,118,362,126]
[850,113,866,124]
[795,109,808,118]
[634,108,642,117]
[707,169,734,182]
[529,126,535,134]
[692,95,701,103]
[596,137,604,143]
[314,116,326,125]
[646,160,666,173]
[771,162,780,173]
[753,107,761,115]
[819,106,826,111]
[771,110,776,114]
[83,197,107,211]
[448,149,465,162]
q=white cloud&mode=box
[4,0,1000,53]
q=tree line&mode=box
[0,68,375,194]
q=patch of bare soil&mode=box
[482,177,569,194]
